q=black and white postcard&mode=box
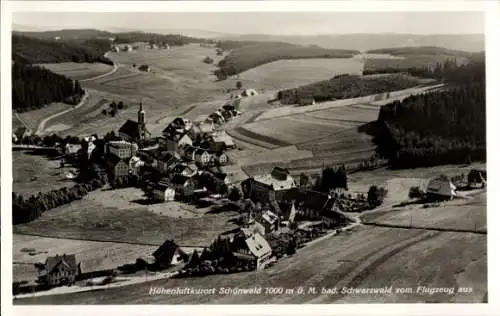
[1,1,499,316]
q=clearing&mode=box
[38,63,114,81]
[12,148,76,196]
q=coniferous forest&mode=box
[375,56,486,168]
[12,62,85,112]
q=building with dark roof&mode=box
[35,254,80,286]
[118,102,150,142]
[152,240,189,268]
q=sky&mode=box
[12,11,484,35]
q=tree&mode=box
[189,250,201,268]
[117,101,124,110]
[367,185,388,208]
[228,186,242,202]
[236,81,243,90]
[102,109,107,116]
[299,172,312,189]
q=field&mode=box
[12,148,76,196]
[13,187,240,247]
[220,58,364,92]
[13,234,157,282]
[38,63,114,81]
[16,225,486,304]
[16,102,73,133]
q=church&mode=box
[118,101,151,143]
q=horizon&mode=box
[12,11,484,36]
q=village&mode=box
[12,83,487,296]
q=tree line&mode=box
[375,60,485,168]
[13,62,85,112]
[277,73,422,105]
[12,35,113,65]
[113,32,213,46]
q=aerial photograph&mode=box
[10,10,486,304]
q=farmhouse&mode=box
[107,140,138,159]
[220,165,249,184]
[232,231,272,270]
[155,151,182,174]
[298,96,316,106]
[153,181,176,202]
[214,152,230,166]
[426,175,457,200]
[35,254,80,286]
[189,121,215,139]
[162,117,193,138]
[210,131,235,149]
[244,167,297,200]
[118,102,150,142]
[182,146,197,162]
[138,65,151,72]
[241,88,258,97]
[152,240,189,269]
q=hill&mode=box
[112,32,213,45]
[365,46,475,58]
[215,42,359,80]
[277,73,427,105]
[12,35,113,65]
[216,34,484,52]
[14,29,114,41]
[12,63,85,112]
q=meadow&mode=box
[13,187,240,247]
[39,62,114,81]
[12,148,76,196]
[363,54,470,74]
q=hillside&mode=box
[112,32,213,45]
[277,73,426,105]
[12,35,113,65]
[216,33,484,53]
[14,29,114,40]
[12,63,85,112]
[215,42,359,80]
[375,58,486,168]
[365,46,475,58]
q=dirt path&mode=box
[36,62,120,135]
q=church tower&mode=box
[138,100,146,140]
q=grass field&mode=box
[38,63,114,81]
[16,225,486,304]
[13,187,240,247]
[219,58,364,92]
[13,234,157,282]
[16,102,73,133]
[12,148,76,196]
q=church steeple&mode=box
[138,100,145,125]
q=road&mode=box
[22,62,120,135]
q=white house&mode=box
[233,231,273,270]
[426,175,457,200]
[153,183,176,202]
[195,149,212,166]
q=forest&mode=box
[112,32,212,46]
[365,46,474,58]
[277,73,423,105]
[215,42,359,80]
[375,58,486,168]
[12,35,114,65]
[12,62,85,112]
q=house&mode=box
[277,200,297,225]
[214,152,230,166]
[467,169,486,188]
[13,126,28,143]
[245,167,296,199]
[240,88,258,97]
[155,151,182,174]
[171,174,195,197]
[189,121,215,140]
[162,133,193,153]
[35,254,80,286]
[169,163,198,178]
[210,131,235,150]
[259,210,280,234]
[182,146,197,162]
[426,175,457,200]
[138,65,151,72]
[108,140,138,159]
[118,103,150,142]
[162,117,193,138]
[298,96,316,106]
[195,148,212,166]
[153,181,176,202]
[152,240,189,268]
[214,172,231,186]
[129,156,145,179]
[232,231,272,270]
[106,155,130,181]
